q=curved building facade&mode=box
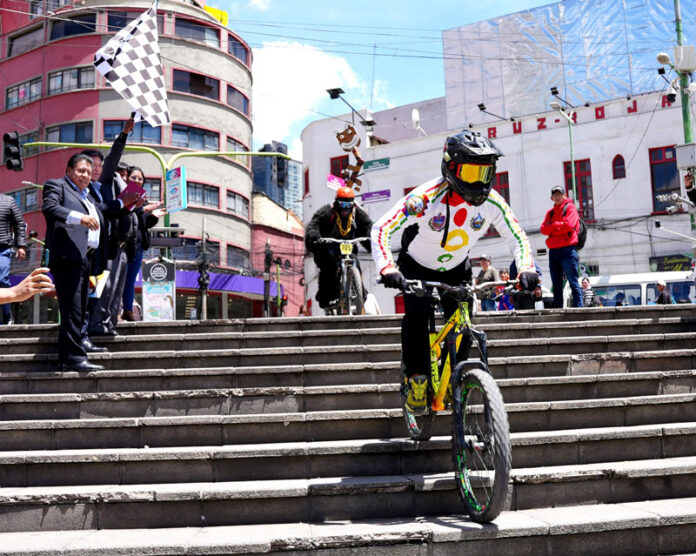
[0,0,260,320]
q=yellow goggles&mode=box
[455,163,494,184]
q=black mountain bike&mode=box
[318,237,369,315]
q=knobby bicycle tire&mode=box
[451,368,511,523]
[346,265,364,316]
[400,376,436,440]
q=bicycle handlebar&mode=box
[398,279,519,297]
[318,237,370,244]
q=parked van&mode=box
[563,270,696,307]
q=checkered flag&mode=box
[93,0,170,127]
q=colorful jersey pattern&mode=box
[371,178,534,274]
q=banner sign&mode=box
[166,167,187,213]
[326,173,345,190]
[142,260,176,321]
[361,189,391,203]
[364,158,390,171]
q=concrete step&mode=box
[1,369,694,420]
[1,393,694,451]
[2,423,694,488]
[0,457,694,532]
[0,497,694,554]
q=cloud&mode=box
[251,41,363,149]
[248,0,270,10]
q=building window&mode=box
[564,158,595,220]
[304,168,309,197]
[50,13,96,40]
[175,18,219,48]
[173,69,219,101]
[650,146,679,212]
[226,137,249,166]
[188,182,219,208]
[226,190,249,219]
[6,77,41,109]
[612,154,626,180]
[226,85,249,115]
[330,155,349,178]
[171,124,218,150]
[143,178,161,202]
[485,172,510,237]
[173,237,220,264]
[9,187,40,212]
[46,121,93,145]
[47,67,94,95]
[108,10,164,33]
[8,27,43,57]
[226,245,250,269]
[228,35,249,65]
[20,131,39,157]
[104,120,161,144]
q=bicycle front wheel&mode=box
[451,368,511,523]
[346,265,364,315]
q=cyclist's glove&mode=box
[518,271,539,292]
[380,270,408,291]
[306,231,321,250]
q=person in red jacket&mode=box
[540,185,583,307]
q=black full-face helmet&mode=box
[441,131,503,206]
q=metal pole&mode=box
[568,115,578,207]
[675,0,693,144]
[263,239,272,318]
[200,216,207,321]
[276,261,281,315]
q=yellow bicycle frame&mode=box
[429,300,471,411]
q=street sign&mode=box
[361,189,391,203]
[142,260,176,321]
[166,167,187,213]
[326,173,345,190]
[364,157,390,172]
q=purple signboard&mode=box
[361,189,391,203]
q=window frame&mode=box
[171,124,219,151]
[484,172,510,237]
[225,190,250,219]
[5,76,42,110]
[649,146,680,213]
[174,18,220,48]
[330,155,349,178]
[226,243,250,269]
[172,69,220,101]
[8,26,44,57]
[103,119,161,145]
[49,13,97,41]
[228,34,249,65]
[47,66,95,95]
[563,158,595,221]
[45,121,93,146]
[226,85,249,115]
[187,181,220,209]
[612,154,626,180]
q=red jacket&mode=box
[540,198,579,249]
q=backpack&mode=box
[562,204,587,250]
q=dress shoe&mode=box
[56,361,104,372]
[81,340,108,353]
[90,328,119,337]
[121,310,135,322]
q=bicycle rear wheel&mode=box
[400,374,436,440]
[451,368,511,523]
[346,266,364,315]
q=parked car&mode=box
[563,270,696,307]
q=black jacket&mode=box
[0,194,27,249]
[305,203,372,256]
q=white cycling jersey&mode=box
[371,177,534,274]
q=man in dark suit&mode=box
[43,153,107,371]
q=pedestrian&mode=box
[496,269,513,310]
[581,277,596,307]
[0,192,27,324]
[121,165,162,321]
[43,153,107,372]
[476,254,499,311]
[655,279,672,305]
[540,185,583,308]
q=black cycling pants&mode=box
[398,253,472,378]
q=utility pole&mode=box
[263,239,272,318]
[197,216,209,321]
[675,0,693,144]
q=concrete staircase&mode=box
[0,305,695,554]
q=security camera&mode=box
[667,79,679,104]
[666,205,679,215]
[655,220,661,228]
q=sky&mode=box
[214,0,554,159]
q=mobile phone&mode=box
[41,248,50,266]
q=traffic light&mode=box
[274,143,288,188]
[3,131,23,172]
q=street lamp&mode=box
[550,100,578,207]
[326,88,375,128]
[476,102,515,121]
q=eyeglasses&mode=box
[455,163,494,184]
[337,201,354,210]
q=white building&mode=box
[302,91,694,314]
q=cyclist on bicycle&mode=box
[372,130,538,414]
[305,186,373,310]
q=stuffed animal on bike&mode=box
[371,130,539,414]
[305,186,373,311]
